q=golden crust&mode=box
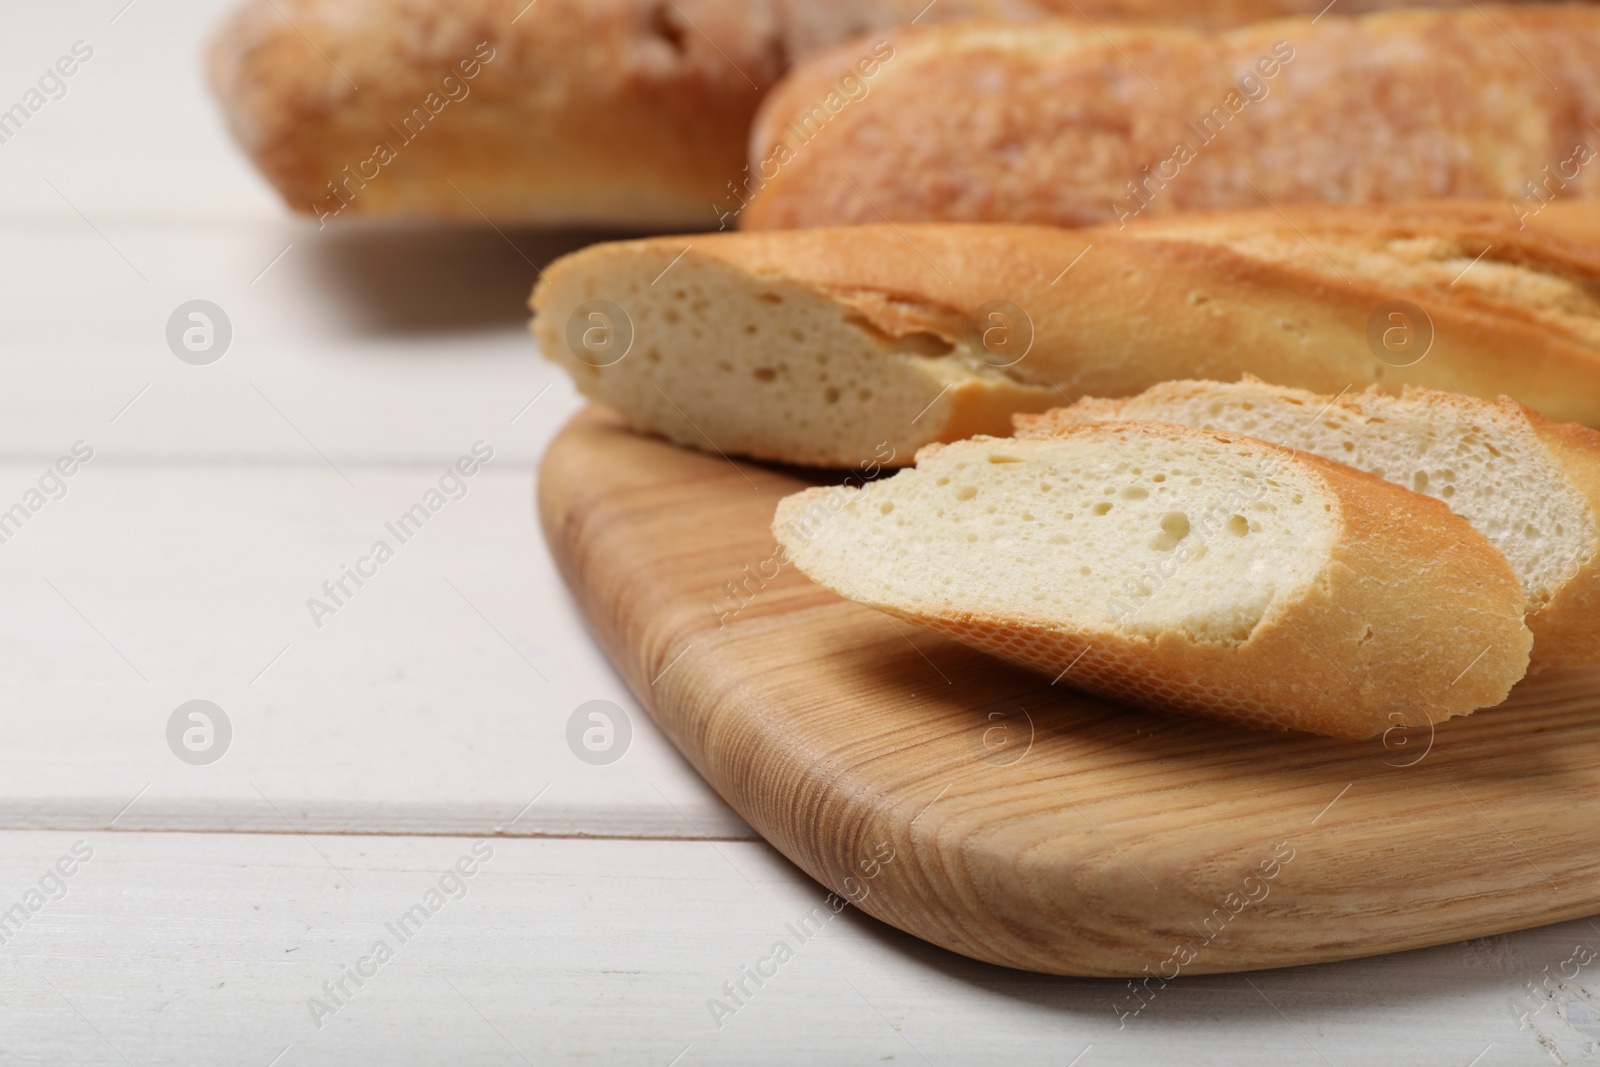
[208,0,779,227]
[745,5,1600,230]
[1017,378,1600,668]
[206,0,1549,226]
[773,423,1532,738]
[532,202,1600,468]
[201,0,1108,227]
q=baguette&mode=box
[743,5,1600,231]
[205,0,1556,227]
[1017,379,1600,669]
[772,424,1533,738]
[530,201,1600,468]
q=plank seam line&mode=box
[0,827,759,843]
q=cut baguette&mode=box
[1015,379,1600,669]
[529,202,1600,469]
[772,423,1532,737]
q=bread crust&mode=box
[1019,379,1600,668]
[745,5,1600,230]
[201,0,1129,227]
[531,202,1600,468]
[208,0,783,227]
[207,0,1557,226]
[773,424,1532,738]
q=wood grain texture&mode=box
[539,405,1600,977]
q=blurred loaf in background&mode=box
[744,4,1600,230]
[205,0,1570,229]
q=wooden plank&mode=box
[539,406,1600,977]
[0,459,750,839]
[0,829,1588,1065]
[0,223,591,465]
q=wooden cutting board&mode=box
[538,406,1600,977]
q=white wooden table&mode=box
[0,3,1595,1063]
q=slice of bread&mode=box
[1016,379,1600,669]
[773,423,1532,737]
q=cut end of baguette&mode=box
[775,424,1533,738]
[1017,377,1600,668]
[531,234,1061,468]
